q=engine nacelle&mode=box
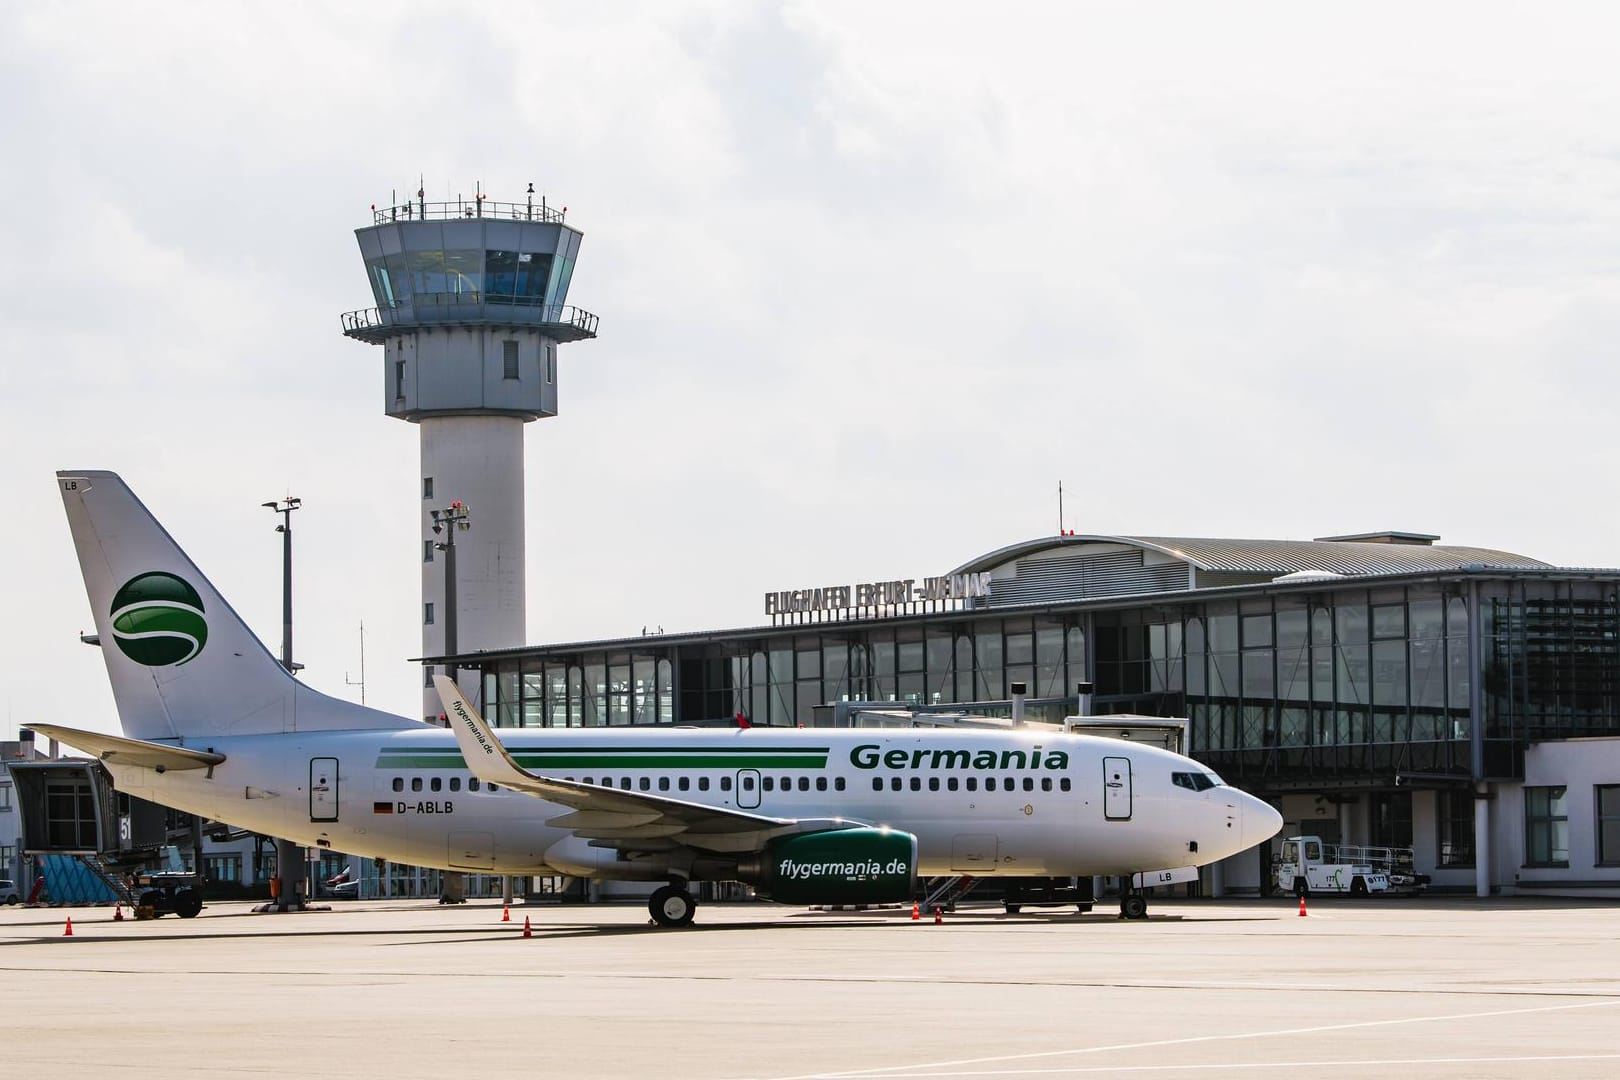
[743,827,917,905]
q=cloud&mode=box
[7,1,1620,735]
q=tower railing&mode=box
[371,199,567,225]
[341,299,599,341]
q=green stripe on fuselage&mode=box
[374,747,830,770]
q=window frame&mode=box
[1597,784,1620,867]
[1524,785,1570,868]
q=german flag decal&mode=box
[373,801,394,814]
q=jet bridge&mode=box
[7,758,202,909]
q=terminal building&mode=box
[439,530,1620,899]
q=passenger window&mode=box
[834,777,846,791]
[872,778,883,792]
[582,777,593,786]
[798,777,810,792]
[678,777,690,791]
[985,778,996,792]
[431,777,442,792]
[450,777,461,792]
[720,777,732,792]
[928,777,939,792]
[489,783,499,793]
[762,777,775,792]
[411,777,423,792]
[966,777,978,792]
[1023,778,1034,792]
[699,777,711,791]
[816,777,827,792]
[947,777,959,792]
[619,778,631,790]
[392,777,403,792]
[743,776,755,791]
[910,777,921,792]
[658,777,670,791]
[1041,777,1052,792]
[469,778,481,791]
[890,777,902,791]
[1060,777,1071,792]
[1004,776,1014,790]
[638,777,650,791]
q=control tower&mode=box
[341,189,597,719]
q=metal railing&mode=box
[341,298,599,339]
[370,197,566,226]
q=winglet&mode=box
[434,675,537,789]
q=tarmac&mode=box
[2,894,1617,1079]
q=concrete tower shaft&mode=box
[341,193,597,720]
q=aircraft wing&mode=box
[24,723,226,772]
[435,676,855,854]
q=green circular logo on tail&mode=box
[110,572,208,666]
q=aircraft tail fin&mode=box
[58,471,418,741]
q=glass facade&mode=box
[473,571,1620,790]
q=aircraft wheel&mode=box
[649,884,696,928]
[1120,894,1148,920]
[174,888,203,918]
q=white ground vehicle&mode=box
[0,879,19,904]
[1275,836,1428,897]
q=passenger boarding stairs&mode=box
[79,853,141,905]
[922,875,979,912]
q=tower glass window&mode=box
[423,477,433,500]
[424,602,435,626]
[503,340,519,380]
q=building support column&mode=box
[1467,579,1490,898]
[1207,858,1225,899]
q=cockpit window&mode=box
[1171,771,1222,791]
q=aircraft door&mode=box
[310,757,339,822]
[950,833,999,872]
[736,769,761,810]
[1102,756,1132,821]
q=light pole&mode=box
[429,500,470,683]
[262,495,302,911]
[262,496,302,673]
[429,499,470,906]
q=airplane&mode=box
[31,470,1282,927]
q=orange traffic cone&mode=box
[114,905,124,921]
[911,901,920,921]
[63,917,73,937]
[933,905,943,925]
[1298,895,1307,917]
[501,906,510,922]
[522,916,532,938]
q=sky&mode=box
[4,1,1620,737]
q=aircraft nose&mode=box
[1239,793,1284,851]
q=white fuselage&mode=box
[104,726,1274,879]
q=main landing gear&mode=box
[648,882,697,928]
